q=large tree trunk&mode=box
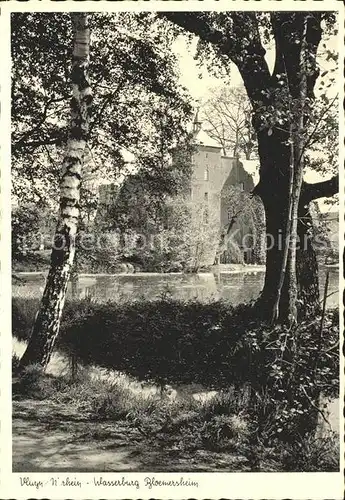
[19,13,92,370]
[270,124,295,324]
[258,199,320,321]
[285,16,308,326]
[254,129,320,321]
[253,13,323,323]
[296,198,320,318]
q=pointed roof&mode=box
[193,128,222,149]
[192,108,222,149]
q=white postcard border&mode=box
[1,1,343,499]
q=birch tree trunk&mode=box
[19,13,92,370]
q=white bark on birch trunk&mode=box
[19,13,92,370]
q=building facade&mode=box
[190,113,261,265]
[96,113,263,266]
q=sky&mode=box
[173,25,338,101]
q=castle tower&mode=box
[190,109,261,265]
[193,108,202,134]
[190,110,224,206]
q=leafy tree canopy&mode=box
[11,12,193,206]
[161,11,338,185]
[98,140,194,234]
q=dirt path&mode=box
[13,400,250,472]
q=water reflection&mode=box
[13,267,339,309]
[67,268,338,308]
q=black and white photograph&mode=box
[0,0,343,498]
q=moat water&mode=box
[14,265,339,309]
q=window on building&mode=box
[204,166,209,181]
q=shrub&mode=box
[12,204,42,258]
[12,253,50,272]
[200,389,249,421]
[123,389,252,454]
[201,414,250,451]
[12,353,21,375]
[254,430,340,472]
[89,382,134,421]
[12,363,66,400]
[12,298,339,398]
[125,393,201,440]
[12,296,339,447]
[221,240,244,264]
[280,431,340,472]
[12,297,39,341]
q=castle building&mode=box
[96,112,263,266]
[190,111,261,264]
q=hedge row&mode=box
[12,297,339,398]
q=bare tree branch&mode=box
[201,86,256,159]
[12,96,66,151]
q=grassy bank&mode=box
[12,359,339,472]
[13,296,338,393]
[12,297,339,471]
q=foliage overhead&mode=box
[161,11,339,187]
[11,12,193,206]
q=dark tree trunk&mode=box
[296,200,320,317]
[254,130,320,321]
[254,130,288,319]
[258,199,320,321]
